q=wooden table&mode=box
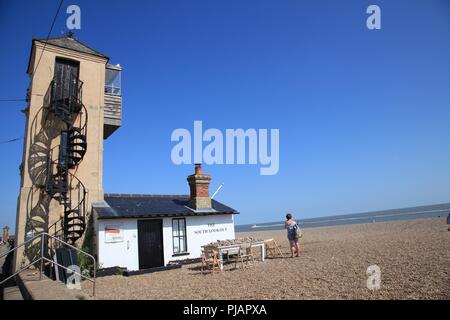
[204,241,265,270]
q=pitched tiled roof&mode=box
[94,194,239,219]
[34,36,109,59]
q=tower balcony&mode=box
[44,75,84,125]
[104,64,122,139]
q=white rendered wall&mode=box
[97,219,139,270]
[98,214,235,271]
[163,214,235,264]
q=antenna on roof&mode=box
[66,31,74,38]
[211,183,224,199]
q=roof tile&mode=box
[95,194,239,219]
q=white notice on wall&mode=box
[105,225,124,243]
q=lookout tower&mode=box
[14,33,122,268]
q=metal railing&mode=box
[49,219,63,238]
[45,76,85,126]
[0,232,96,296]
[51,75,84,107]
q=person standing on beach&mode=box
[447,212,450,231]
[285,213,300,257]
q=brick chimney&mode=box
[187,164,212,210]
[2,226,9,243]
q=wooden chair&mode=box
[221,247,240,263]
[264,239,285,258]
[234,244,255,269]
[201,248,221,274]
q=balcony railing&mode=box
[52,74,83,103]
[44,75,84,124]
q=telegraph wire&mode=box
[31,0,64,81]
[0,99,27,102]
[0,0,64,104]
[0,137,24,145]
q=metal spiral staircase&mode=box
[44,75,88,245]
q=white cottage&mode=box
[93,164,238,271]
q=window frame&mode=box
[105,67,121,96]
[172,218,187,254]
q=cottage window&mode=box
[172,218,187,254]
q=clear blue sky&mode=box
[0,0,449,230]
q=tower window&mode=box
[105,64,121,96]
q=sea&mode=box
[235,203,450,233]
